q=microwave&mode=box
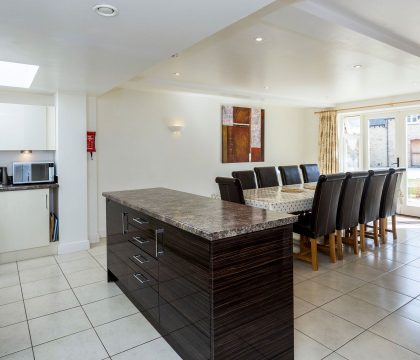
[13,162,55,185]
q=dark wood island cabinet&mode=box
[103,188,296,360]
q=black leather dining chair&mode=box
[254,166,279,188]
[379,168,406,242]
[293,173,346,270]
[300,164,320,183]
[336,171,369,259]
[231,170,257,190]
[215,177,245,204]
[278,165,302,185]
[358,169,388,251]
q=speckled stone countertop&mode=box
[103,187,297,241]
[0,183,59,192]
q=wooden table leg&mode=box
[392,215,397,240]
[337,230,343,260]
[360,224,366,252]
[329,233,337,263]
[352,226,358,254]
[310,238,318,271]
[373,220,379,247]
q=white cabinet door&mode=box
[0,103,51,150]
[0,189,50,253]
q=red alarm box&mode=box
[87,131,96,158]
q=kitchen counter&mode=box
[0,183,59,192]
[104,187,295,359]
[103,187,297,240]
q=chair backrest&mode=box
[300,164,320,183]
[359,169,388,225]
[310,173,346,237]
[215,177,245,204]
[231,170,257,190]
[380,168,406,218]
[254,166,279,188]
[278,165,302,185]
[336,171,369,230]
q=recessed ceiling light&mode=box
[352,64,362,69]
[171,53,179,58]
[93,4,119,17]
[0,60,39,88]
[264,86,269,90]
[255,37,263,42]
[173,72,181,76]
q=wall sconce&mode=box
[168,124,184,134]
[20,150,32,154]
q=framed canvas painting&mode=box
[221,105,264,163]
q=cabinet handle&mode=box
[132,217,148,226]
[45,194,48,209]
[133,254,149,264]
[133,272,150,284]
[121,212,128,235]
[155,229,164,257]
[132,236,150,245]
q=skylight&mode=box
[0,61,39,88]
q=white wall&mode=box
[55,93,89,254]
[96,88,311,236]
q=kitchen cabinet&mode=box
[0,103,56,150]
[0,189,50,253]
[104,188,295,360]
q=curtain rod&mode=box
[314,99,420,115]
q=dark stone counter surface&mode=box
[0,183,59,192]
[103,187,297,240]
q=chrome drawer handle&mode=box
[133,254,149,264]
[132,217,148,225]
[133,272,150,284]
[132,236,150,245]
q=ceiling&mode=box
[0,0,276,94]
[122,0,420,107]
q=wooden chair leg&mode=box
[392,215,397,240]
[351,226,358,254]
[329,233,337,263]
[310,238,318,271]
[336,230,343,260]
[373,220,379,247]
[380,218,386,244]
[360,224,366,252]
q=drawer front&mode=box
[126,208,151,230]
[126,242,159,281]
[124,222,163,259]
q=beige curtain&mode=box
[318,110,338,174]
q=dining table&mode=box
[212,182,317,213]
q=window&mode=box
[342,116,361,171]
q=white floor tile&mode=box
[28,307,91,346]
[311,271,366,293]
[0,285,22,306]
[59,257,101,275]
[95,313,160,356]
[349,283,412,312]
[370,314,420,354]
[335,262,384,282]
[356,255,403,272]
[397,299,420,324]
[392,265,420,282]
[322,353,347,360]
[0,273,19,290]
[66,268,107,288]
[294,308,363,350]
[55,251,92,264]
[372,272,420,297]
[0,348,34,360]
[83,294,138,326]
[17,257,56,271]
[73,281,122,305]
[19,264,62,284]
[338,331,420,360]
[0,322,31,357]
[0,301,26,327]
[21,275,69,299]
[111,337,181,360]
[294,330,331,360]
[0,263,17,275]
[321,295,390,329]
[294,296,316,318]
[33,329,107,360]
[24,289,79,319]
[88,246,106,257]
[294,280,343,306]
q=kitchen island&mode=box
[103,188,296,360]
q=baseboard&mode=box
[58,240,90,255]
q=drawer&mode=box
[126,242,159,280]
[125,223,164,259]
[126,208,152,230]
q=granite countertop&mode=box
[103,187,297,241]
[0,183,59,192]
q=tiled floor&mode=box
[1,218,420,359]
